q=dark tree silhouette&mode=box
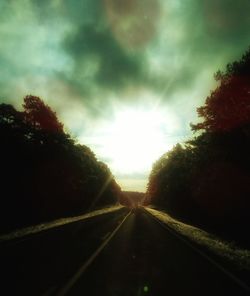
[192,47,250,132]
[147,47,250,246]
[147,144,201,222]
[23,95,64,132]
[0,96,121,233]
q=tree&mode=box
[147,47,250,241]
[0,96,120,233]
[23,95,64,132]
[192,48,250,132]
[147,144,196,218]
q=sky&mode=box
[1,0,250,192]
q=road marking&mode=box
[56,210,132,296]
[143,208,250,293]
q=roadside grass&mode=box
[0,205,123,242]
[145,207,250,271]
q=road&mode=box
[1,207,249,296]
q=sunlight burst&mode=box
[99,106,179,175]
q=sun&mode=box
[98,106,178,175]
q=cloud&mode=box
[201,0,250,41]
[1,0,250,106]
[1,0,250,190]
[63,23,145,94]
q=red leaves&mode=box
[193,49,250,132]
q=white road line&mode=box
[56,210,132,296]
[143,208,250,293]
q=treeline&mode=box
[0,96,121,233]
[146,48,250,244]
[119,191,145,208]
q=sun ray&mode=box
[97,103,180,176]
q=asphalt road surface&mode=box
[1,207,249,296]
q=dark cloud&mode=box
[1,0,250,190]
[186,0,250,62]
[1,0,250,106]
[64,23,145,93]
[201,0,250,41]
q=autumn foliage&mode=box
[147,48,250,245]
[192,48,250,132]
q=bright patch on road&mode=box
[0,206,123,241]
[145,207,250,270]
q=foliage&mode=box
[147,48,250,243]
[0,96,121,233]
[192,47,250,132]
[23,95,64,132]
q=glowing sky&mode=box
[1,0,250,191]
